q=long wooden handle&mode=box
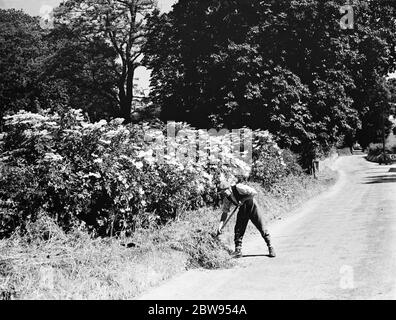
[220,205,239,232]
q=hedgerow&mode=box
[0,109,298,238]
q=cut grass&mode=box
[0,168,337,300]
[0,223,188,300]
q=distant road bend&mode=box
[139,156,396,300]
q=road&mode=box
[138,156,396,300]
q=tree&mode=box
[0,9,45,130]
[55,0,157,123]
[0,9,80,129]
[357,78,394,148]
[144,0,313,141]
[144,0,396,165]
[388,78,396,105]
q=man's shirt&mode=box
[222,184,257,214]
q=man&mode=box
[218,181,276,258]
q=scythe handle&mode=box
[217,205,240,236]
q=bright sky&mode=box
[0,0,177,93]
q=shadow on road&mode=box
[241,254,272,258]
[364,175,396,184]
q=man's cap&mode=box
[218,173,237,191]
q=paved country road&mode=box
[138,156,396,300]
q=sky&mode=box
[0,0,178,92]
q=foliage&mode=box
[53,0,157,122]
[0,9,46,130]
[250,130,287,188]
[0,8,108,127]
[356,78,395,148]
[143,0,396,162]
[43,26,120,122]
[0,109,292,237]
[281,149,304,176]
[2,0,396,158]
[0,163,336,300]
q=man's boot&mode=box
[234,247,243,258]
[264,233,276,258]
[268,246,276,258]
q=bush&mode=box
[249,130,287,188]
[0,109,288,238]
[281,149,304,176]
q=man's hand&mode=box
[216,222,224,236]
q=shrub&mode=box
[249,130,287,188]
[0,109,287,238]
[281,149,304,176]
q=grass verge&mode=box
[0,168,337,300]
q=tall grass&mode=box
[0,168,336,300]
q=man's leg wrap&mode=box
[248,199,272,248]
[263,232,272,248]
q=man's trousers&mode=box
[234,198,272,249]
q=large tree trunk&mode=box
[119,98,132,123]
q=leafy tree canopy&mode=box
[144,0,396,156]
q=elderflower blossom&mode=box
[44,153,63,162]
[83,172,101,179]
[133,161,144,170]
